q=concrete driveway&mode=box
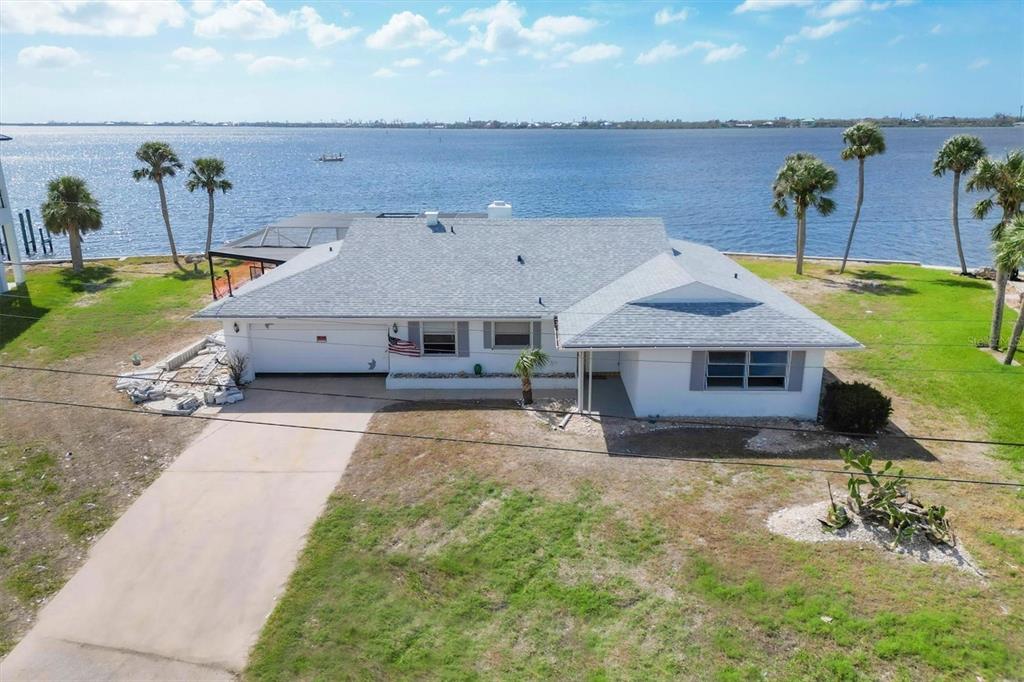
[1,376,392,681]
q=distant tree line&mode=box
[12,113,1022,130]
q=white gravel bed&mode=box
[767,501,982,576]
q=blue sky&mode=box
[1,0,1020,122]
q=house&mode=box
[194,203,860,419]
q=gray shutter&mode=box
[689,351,707,391]
[532,321,542,348]
[483,321,493,349]
[787,351,805,391]
[408,321,421,355]
[457,321,470,357]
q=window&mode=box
[493,321,532,348]
[706,351,788,390]
[422,321,457,355]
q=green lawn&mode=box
[1,260,212,362]
[245,261,1023,681]
[740,261,1023,468]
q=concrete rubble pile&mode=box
[114,331,244,415]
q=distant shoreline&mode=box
[2,116,1020,130]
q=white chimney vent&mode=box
[425,210,440,227]
[487,200,512,220]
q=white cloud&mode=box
[968,57,990,70]
[17,45,85,69]
[428,68,446,76]
[682,40,746,63]
[564,42,621,64]
[246,55,309,75]
[393,57,422,67]
[704,43,746,62]
[437,5,453,15]
[191,0,216,15]
[366,11,447,49]
[733,0,812,13]
[654,7,689,25]
[195,0,291,39]
[793,51,809,64]
[783,18,852,44]
[234,52,256,63]
[887,33,904,45]
[171,46,224,66]
[929,23,943,35]
[815,0,865,17]
[93,69,113,78]
[372,67,397,77]
[294,6,360,48]
[635,40,683,64]
[447,1,597,59]
[915,62,928,72]
[1,0,186,36]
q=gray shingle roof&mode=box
[195,214,859,351]
[196,216,670,319]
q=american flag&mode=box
[388,334,420,357]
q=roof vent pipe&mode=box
[425,210,440,227]
[487,200,512,220]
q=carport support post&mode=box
[576,352,584,413]
[588,351,593,414]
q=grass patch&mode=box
[4,554,61,604]
[1,260,214,361]
[741,261,1024,467]
[55,491,113,542]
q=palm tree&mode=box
[513,347,550,406]
[40,176,103,272]
[132,141,184,268]
[185,157,233,256]
[772,152,839,275]
[838,122,886,274]
[994,214,1024,365]
[966,149,1024,349]
[933,135,987,275]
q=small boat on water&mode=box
[318,153,345,162]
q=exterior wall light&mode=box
[233,322,240,333]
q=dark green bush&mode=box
[821,381,892,434]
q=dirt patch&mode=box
[766,501,982,576]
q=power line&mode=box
[0,394,1019,489]
[2,363,1023,449]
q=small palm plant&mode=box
[40,176,103,272]
[838,121,886,274]
[513,347,549,406]
[186,157,233,256]
[994,214,1024,365]
[933,135,987,275]
[133,141,184,268]
[966,149,1024,349]
[772,152,839,275]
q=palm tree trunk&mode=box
[205,190,215,256]
[1003,301,1024,365]
[951,171,968,275]
[839,158,865,274]
[68,226,84,272]
[990,268,1008,349]
[156,176,181,268]
[795,209,806,275]
[521,376,533,405]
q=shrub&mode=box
[821,381,892,434]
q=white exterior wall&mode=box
[220,318,586,384]
[388,319,576,375]
[620,348,826,419]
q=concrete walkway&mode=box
[1,377,392,681]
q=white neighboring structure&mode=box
[195,208,860,418]
[0,134,25,293]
